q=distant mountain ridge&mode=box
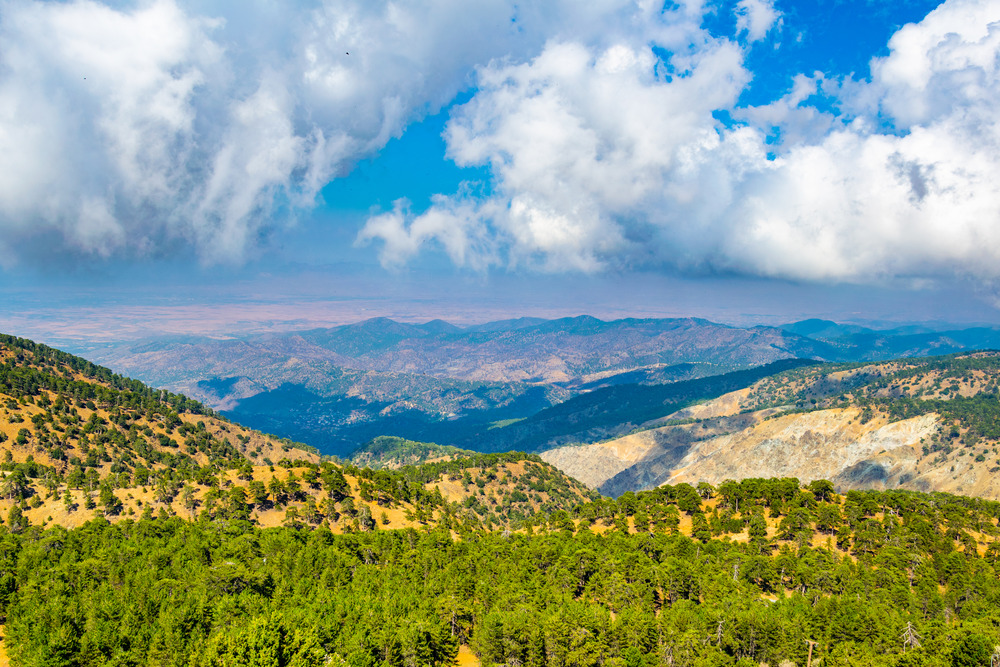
[289,315,832,382]
[779,318,1000,360]
[75,316,1000,457]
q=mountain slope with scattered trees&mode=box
[0,335,594,536]
[543,351,1000,498]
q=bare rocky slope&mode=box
[542,352,1000,499]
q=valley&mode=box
[72,316,1000,462]
[3,332,1000,666]
[66,316,1000,504]
[75,316,821,456]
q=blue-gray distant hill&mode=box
[77,316,1000,457]
[780,319,1000,360]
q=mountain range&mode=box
[73,316,1000,458]
[9,326,1000,508]
[5,330,1000,667]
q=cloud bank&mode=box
[361,0,1000,284]
[3,0,1000,288]
[0,0,550,263]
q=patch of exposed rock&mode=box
[665,408,937,488]
[538,401,1000,499]
[541,408,775,495]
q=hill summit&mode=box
[0,334,594,533]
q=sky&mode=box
[3,0,1000,343]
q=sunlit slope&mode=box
[542,352,1000,498]
[347,435,476,469]
[0,335,594,532]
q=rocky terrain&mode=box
[542,352,1000,498]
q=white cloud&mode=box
[356,196,499,270]
[725,0,1000,282]
[874,0,1000,127]
[0,0,548,263]
[6,0,1000,290]
[361,6,752,272]
[0,0,217,256]
[735,0,781,43]
[361,0,1000,286]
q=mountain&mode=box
[76,316,836,456]
[0,334,594,533]
[779,318,875,339]
[87,315,831,386]
[781,319,1000,360]
[347,435,475,469]
[0,333,315,468]
[73,316,1000,460]
[542,351,1000,498]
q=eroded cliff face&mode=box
[541,389,1000,499]
[539,401,772,493]
[664,408,938,489]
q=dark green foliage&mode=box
[348,436,475,469]
[2,482,1000,667]
[338,452,597,528]
[0,337,274,478]
[0,334,211,416]
[950,633,995,667]
[470,358,819,453]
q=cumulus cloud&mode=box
[356,195,501,270]
[0,0,549,263]
[361,0,1000,285]
[731,0,1000,281]
[7,0,1000,289]
[734,0,781,42]
[361,3,751,272]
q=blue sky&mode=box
[2,0,1000,342]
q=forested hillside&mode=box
[3,478,1000,666]
[469,359,817,452]
[347,435,476,469]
